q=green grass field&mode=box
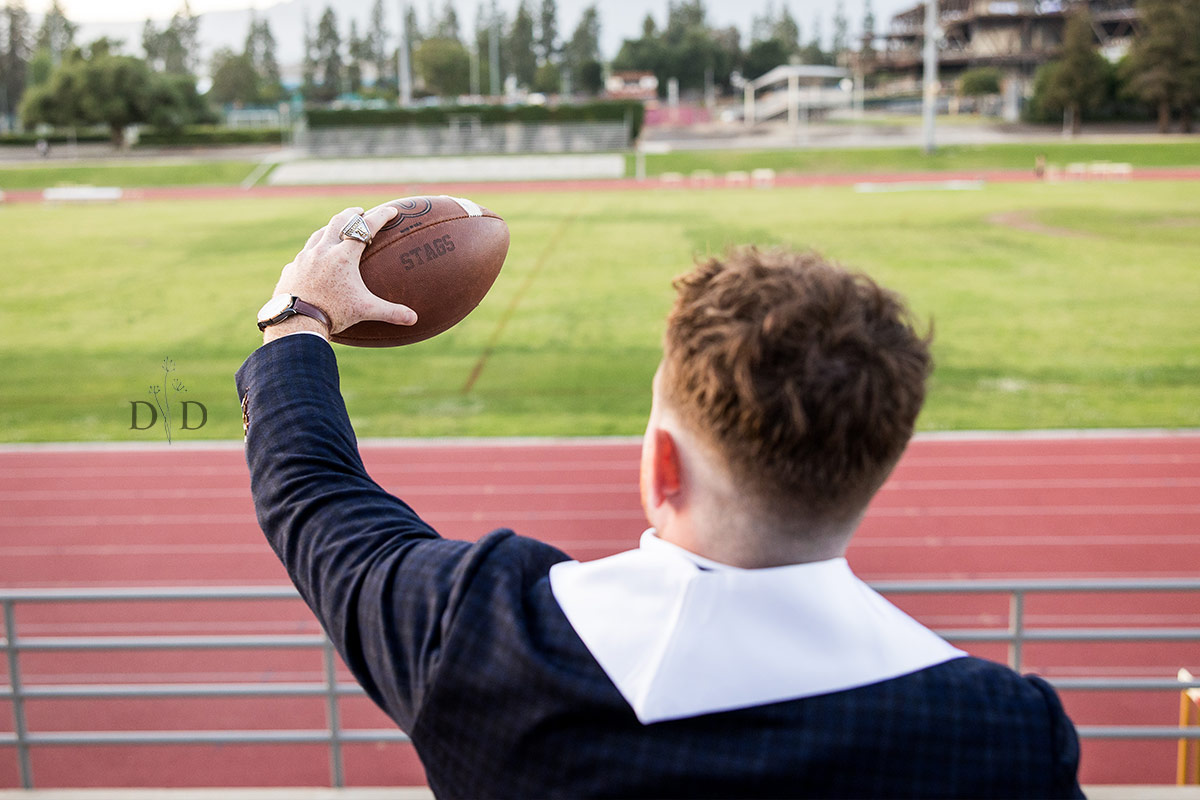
[635,141,1200,177]
[1,178,1198,442]
[0,160,261,191]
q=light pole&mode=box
[921,0,938,154]
[397,0,413,106]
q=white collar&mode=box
[549,530,965,724]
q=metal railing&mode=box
[3,579,1200,788]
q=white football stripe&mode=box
[446,195,483,217]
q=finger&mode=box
[361,205,399,240]
[321,207,365,247]
[361,295,418,328]
[300,226,324,253]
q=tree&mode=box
[799,13,832,65]
[613,1,739,96]
[34,0,74,62]
[312,6,344,103]
[831,1,849,60]
[143,2,200,75]
[413,36,470,96]
[506,1,537,89]
[366,0,393,93]
[209,46,258,106]
[474,0,505,97]
[1043,8,1108,134]
[537,0,558,65]
[432,0,460,40]
[562,3,601,94]
[1124,0,1200,132]
[301,14,317,101]
[861,0,876,62]
[347,19,367,94]
[533,61,560,93]
[244,12,284,105]
[20,48,192,145]
[1,1,33,124]
[745,4,803,79]
[958,66,1001,97]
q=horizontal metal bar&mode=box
[0,682,367,699]
[11,634,326,651]
[3,578,1199,604]
[1075,726,1200,739]
[6,678,1193,702]
[937,628,1200,643]
[0,729,411,746]
[1,727,1192,745]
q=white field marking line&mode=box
[0,483,639,501]
[2,430,1197,453]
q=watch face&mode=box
[257,294,295,323]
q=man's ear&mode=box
[649,428,683,507]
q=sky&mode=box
[24,0,921,59]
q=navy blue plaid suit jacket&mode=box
[236,334,1084,799]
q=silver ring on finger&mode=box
[339,214,372,246]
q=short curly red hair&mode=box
[661,247,932,518]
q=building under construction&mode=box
[862,0,1139,115]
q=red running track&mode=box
[1,432,1198,788]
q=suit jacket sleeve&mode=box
[234,334,568,732]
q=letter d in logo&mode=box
[130,401,158,431]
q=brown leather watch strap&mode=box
[290,298,331,330]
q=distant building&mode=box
[605,71,659,101]
[861,0,1138,113]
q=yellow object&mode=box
[1180,668,1200,785]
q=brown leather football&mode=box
[333,195,509,347]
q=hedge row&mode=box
[136,126,285,146]
[0,126,283,147]
[0,131,111,146]
[306,101,645,140]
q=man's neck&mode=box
[654,508,856,569]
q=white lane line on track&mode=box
[1,429,1196,453]
[6,477,1200,502]
[4,455,1198,482]
[3,505,1200,528]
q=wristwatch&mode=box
[257,294,331,332]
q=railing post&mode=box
[322,636,345,788]
[1009,591,1025,672]
[3,600,34,788]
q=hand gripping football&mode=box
[332,195,509,347]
